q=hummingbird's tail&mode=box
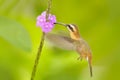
[88,57,93,77]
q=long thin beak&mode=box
[54,22,68,27]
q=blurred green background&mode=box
[0,0,120,80]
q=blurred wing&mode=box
[45,33,75,50]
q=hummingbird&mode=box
[45,22,93,77]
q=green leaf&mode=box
[0,17,32,52]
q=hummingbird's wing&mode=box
[45,33,76,50]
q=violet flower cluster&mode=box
[36,11,56,33]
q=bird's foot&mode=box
[77,56,83,61]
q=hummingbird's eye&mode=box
[67,25,74,32]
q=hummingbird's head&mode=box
[66,24,80,40]
[54,22,80,40]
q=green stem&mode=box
[46,0,52,21]
[31,32,45,80]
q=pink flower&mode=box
[36,11,56,33]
